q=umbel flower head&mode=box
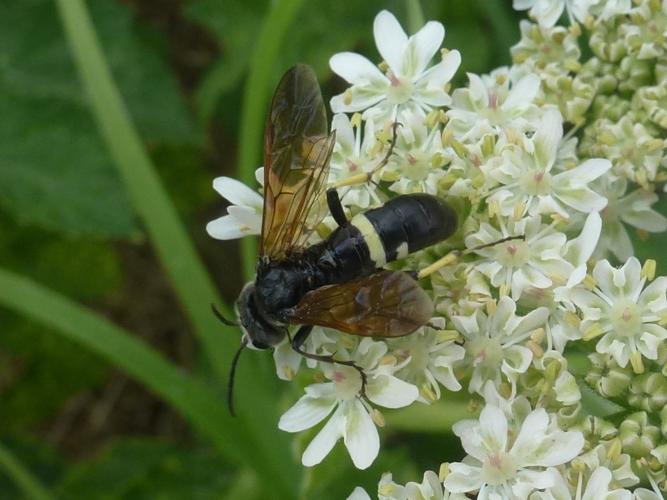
[205,3,667,496]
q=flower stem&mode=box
[54,0,231,380]
[0,441,52,500]
[237,0,306,281]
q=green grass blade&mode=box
[0,267,298,497]
[237,0,306,281]
[406,0,425,33]
[54,0,228,379]
[0,441,52,500]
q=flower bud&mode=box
[619,412,662,458]
[628,373,667,412]
[586,353,633,398]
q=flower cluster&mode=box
[207,3,667,498]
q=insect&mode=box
[216,64,506,415]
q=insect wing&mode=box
[261,64,334,259]
[290,271,434,337]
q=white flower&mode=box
[570,258,667,368]
[447,69,541,141]
[444,404,584,499]
[278,338,418,469]
[466,216,574,300]
[272,328,338,380]
[530,467,632,500]
[330,10,461,122]
[452,296,549,393]
[347,487,372,500]
[206,176,263,240]
[513,0,596,27]
[382,113,446,195]
[594,175,667,262]
[329,113,384,209]
[485,110,611,219]
[389,323,465,403]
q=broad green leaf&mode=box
[0,0,198,236]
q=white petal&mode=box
[331,113,355,151]
[343,400,380,469]
[373,10,408,75]
[329,52,387,85]
[206,215,251,240]
[278,394,337,432]
[212,177,262,208]
[367,374,419,408]
[444,462,484,493]
[501,73,540,113]
[479,405,508,452]
[405,21,444,76]
[346,487,371,500]
[301,407,344,467]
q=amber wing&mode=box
[261,64,335,260]
[289,271,434,337]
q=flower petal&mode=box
[301,407,344,467]
[343,399,380,469]
[278,393,337,433]
[373,10,408,75]
[212,177,262,208]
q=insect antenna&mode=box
[210,303,239,326]
[227,337,248,417]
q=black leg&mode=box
[289,325,368,397]
[326,188,348,227]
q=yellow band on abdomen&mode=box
[350,213,386,267]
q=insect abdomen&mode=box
[353,194,457,266]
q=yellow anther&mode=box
[314,372,326,383]
[283,366,296,380]
[499,382,512,398]
[343,89,353,106]
[630,352,645,374]
[530,328,546,344]
[564,312,581,328]
[481,135,496,157]
[420,384,437,403]
[583,274,597,290]
[659,312,667,326]
[544,359,561,383]
[486,299,498,315]
[350,112,362,128]
[548,273,567,285]
[488,200,501,219]
[436,330,461,343]
[499,284,510,298]
[607,438,623,461]
[441,128,454,146]
[379,483,395,496]
[439,463,450,482]
[513,202,526,221]
[527,340,544,358]
[426,109,440,128]
[642,259,657,281]
[431,152,445,168]
[582,323,604,341]
[417,252,459,280]
[339,335,356,349]
[371,408,386,427]
[378,61,389,72]
[379,354,397,366]
[451,139,467,159]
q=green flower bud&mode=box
[617,56,653,93]
[628,373,667,412]
[586,353,633,398]
[636,82,667,129]
[590,17,627,62]
[653,443,667,465]
[619,412,662,458]
[511,21,581,75]
[591,95,632,122]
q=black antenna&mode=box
[211,303,238,326]
[227,338,247,417]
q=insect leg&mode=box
[417,235,525,279]
[289,325,368,398]
[326,188,348,227]
[332,121,401,189]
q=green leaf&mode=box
[0,440,53,500]
[0,0,199,236]
[0,89,136,237]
